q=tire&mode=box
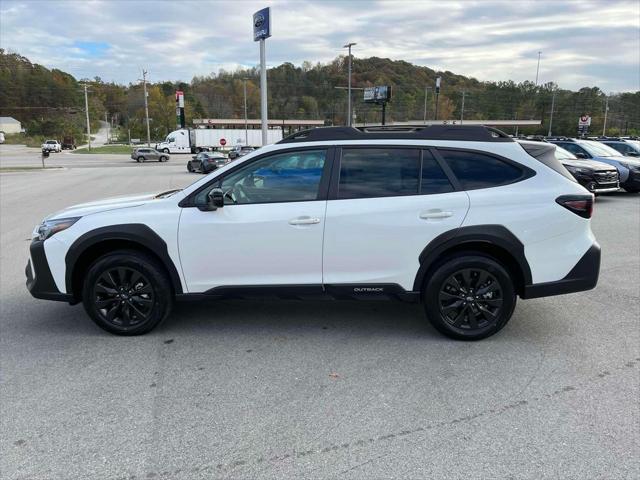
[423,254,516,341]
[159,156,168,162]
[162,148,170,154]
[138,156,145,163]
[187,163,194,172]
[82,250,173,335]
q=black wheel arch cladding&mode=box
[65,224,183,298]
[413,225,532,293]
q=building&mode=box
[193,118,325,137]
[0,117,21,134]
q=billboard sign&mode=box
[364,85,392,104]
[253,7,271,41]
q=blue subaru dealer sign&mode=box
[253,7,271,41]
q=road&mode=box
[1,147,639,479]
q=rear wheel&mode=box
[423,255,516,341]
[137,156,145,163]
[82,250,172,335]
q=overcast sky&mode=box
[1,0,638,92]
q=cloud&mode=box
[0,0,638,91]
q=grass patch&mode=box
[2,133,46,148]
[72,145,134,154]
[0,166,64,172]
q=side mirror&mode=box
[626,151,640,157]
[198,187,224,211]
[574,152,587,159]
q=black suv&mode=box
[552,143,619,193]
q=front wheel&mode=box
[82,250,173,335]
[159,156,168,162]
[423,255,516,341]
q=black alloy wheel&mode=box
[423,255,516,340]
[82,250,172,335]
[438,268,503,331]
[92,267,154,329]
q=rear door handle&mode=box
[289,216,321,225]
[420,210,453,220]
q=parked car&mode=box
[41,140,62,153]
[518,140,619,194]
[595,137,640,157]
[187,152,228,173]
[228,146,256,160]
[0,132,5,144]
[130,147,170,163]
[546,137,640,193]
[26,125,600,340]
[61,136,76,150]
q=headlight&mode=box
[566,166,587,174]
[36,217,80,241]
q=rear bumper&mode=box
[26,240,74,303]
[522,243,600,299]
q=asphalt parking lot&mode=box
[1,146,639,479]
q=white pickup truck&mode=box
[41,140,62,153]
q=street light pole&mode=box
[535,51,542,86]
[243,78,249,146]
[82,84,91,152]
[602,96,609,136]
[423,87,432,123]
[548,89,556,136]
[343,42,356,126]
[142,69,151,147]
[460,90,466,124]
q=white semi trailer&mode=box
[155,128,283,154]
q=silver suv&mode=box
[131,147,170,163]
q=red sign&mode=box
[220,138,227,146]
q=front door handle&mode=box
[289,216,321,225]
[420,210,453,220]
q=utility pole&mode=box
[142,69,151,147]
[259,41,268,145]
[460,90,467,124]
[535,51,542,86]
[602,96,609,136]
[423,87,432,123]
[104,111,109,144]
[343,42,356,126]
[434,77,442,121]
[243,78,249,146]
[548,89,556,136]
[83,84,91,151]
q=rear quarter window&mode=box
[438,149,527,190]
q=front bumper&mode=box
[621,169,640,189]
[521,243,601,299]
[26,239,74,303]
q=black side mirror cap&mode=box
[197,187,224,211]
[574,152,587,159]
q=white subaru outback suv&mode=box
[26,126,600,340]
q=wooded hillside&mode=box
[1,49,638,142]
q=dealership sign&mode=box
[253,7,271,41]
[364,86,392,104]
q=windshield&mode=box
[580,140,621,157]
[554,145,577,160]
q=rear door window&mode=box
[438,149,525,190]
[338,148,420,199]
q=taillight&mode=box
[556,195,593,219]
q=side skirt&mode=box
[176,284,421,303]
